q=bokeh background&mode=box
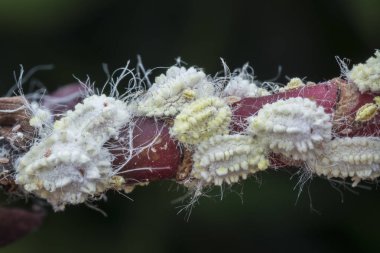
[1,0,380,252]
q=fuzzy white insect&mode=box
[191,134,269,186]
[348,50,380,93]
[306,137,380,187]
[170,97,232,145]
[247,97,332,160]
[16,94,130,210]
[135,66,216,117]
[222,76,270,98]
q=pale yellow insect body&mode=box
[171,97,232,145]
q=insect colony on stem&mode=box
[1,50,380,211]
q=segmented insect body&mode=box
[171,97,232,145]
[191,134,269,186]
[16,95,130,210]
[248,97,332,160]
[348,50,380,93]
[307,137,380,186]
[355,103,378,122]
[136,66,215,117]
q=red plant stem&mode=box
[111,118,181,184]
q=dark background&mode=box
[1,0,380,252]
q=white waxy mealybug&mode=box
[247,97,332,160]
[170,97,232,145]
[306,137,380,186]
[16,95,130,210]
[136,66,215,117]
[222,76,270,98]
[191,134,269,186]
[348,50,380,93]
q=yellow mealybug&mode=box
[279,77,305,91]
[374,96,380,105]
[171,97,232,145]
[182,89,196,100]
[355,96,380,122]
[355,103,378,122]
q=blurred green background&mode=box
[1,0,380,252]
